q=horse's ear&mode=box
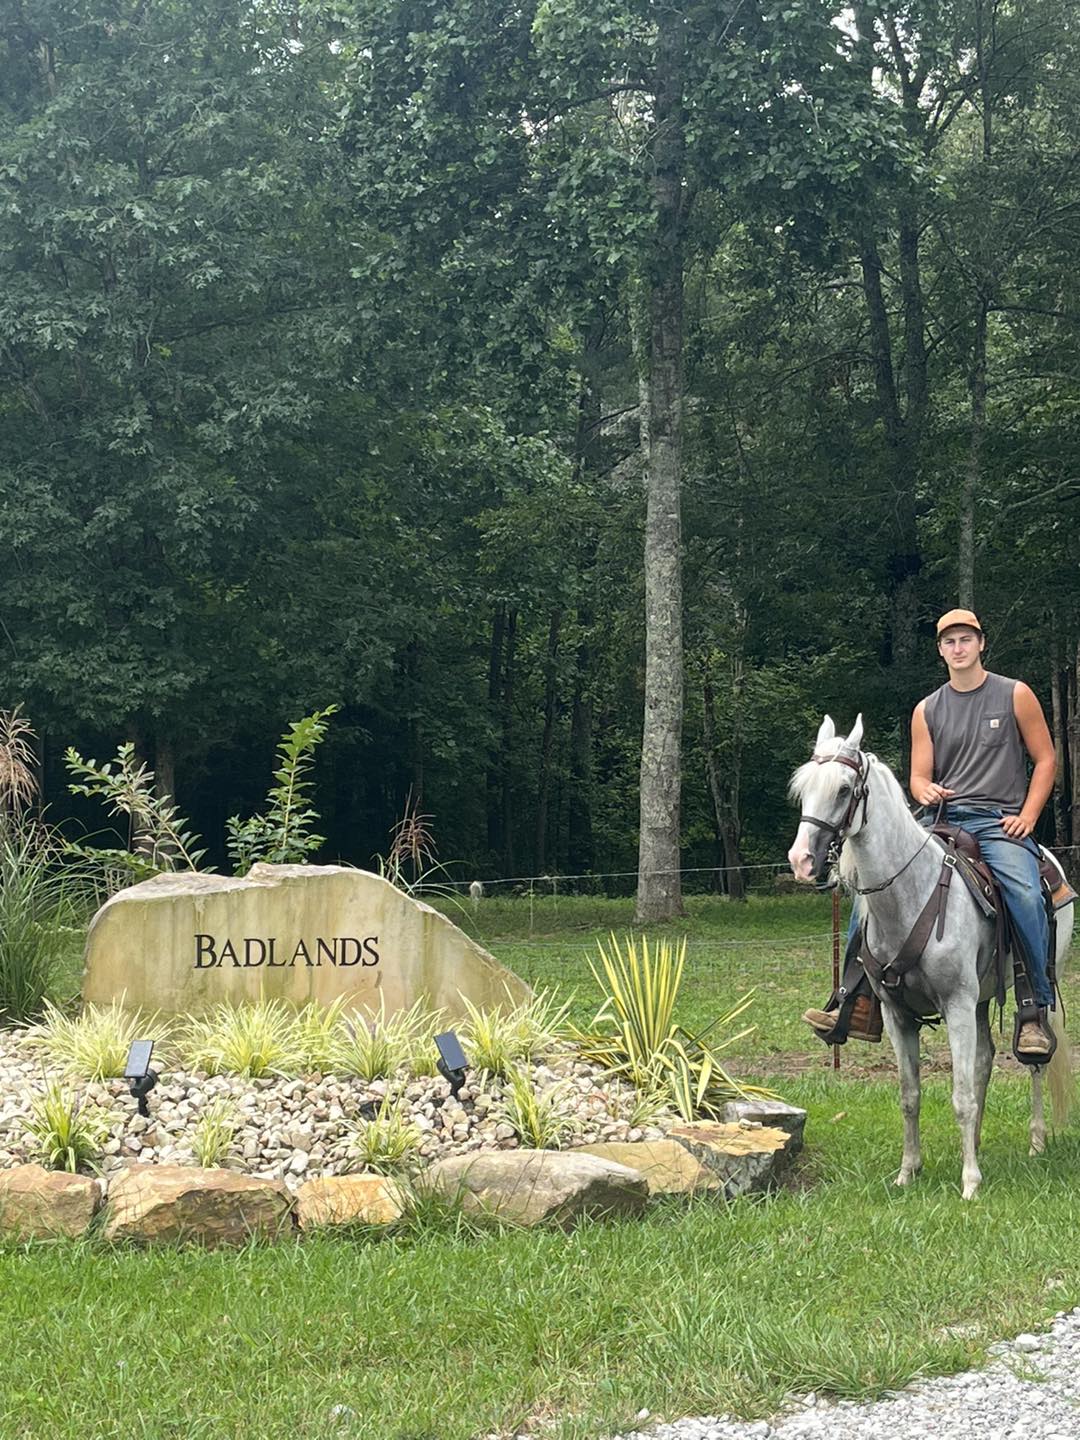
[845,713,864,751]
[815,715,835,750]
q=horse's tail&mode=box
[1046,855,1074,1130]
[1048,1001,1073,1130]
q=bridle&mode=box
[799,749,870,871]
[799,747,935,894]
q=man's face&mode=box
[937,626,984,668]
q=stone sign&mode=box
[82,863,532,1019]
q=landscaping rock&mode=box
[668,1121,792,1197]
[103,1165,294,1246]
[425,1149,648,1227]
[721,1099,807,1159]
[296,1175,404,1231]
[577,1140,720,1198]
[0,1164,101,1240]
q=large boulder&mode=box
[82,863,531,1020]
[668,1120,793,1198]
[425,1150,649,1228]
[296,1175,404,1232]
[0,1164,101,1240]
[576,1140,720,1198]
[103,1165,294,1246]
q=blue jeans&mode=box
[845,806,1051,1007]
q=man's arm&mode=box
[910,701,955,807]
[1005,682,1056,838]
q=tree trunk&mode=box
[486,606,506,860]
[959,297,987,608]
[1051,650,1067,849]
[501,607,517,877]
[535,609,561,874]
[568,610,594,878]
[701,669,746,902]
[636,7,687,923]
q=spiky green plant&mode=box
[573,932,769,1119]
[191,1097,239,1168]
[178,998,301,1077]
[0,822,91,1023]
[23,998,170,1081]
[496,1067,579,1150]
[331,997,432,1081]
[293,996,351,1073]
[23,1078,109,1173]
[347,1093,422,1174]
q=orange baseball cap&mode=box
[936,608,983,635]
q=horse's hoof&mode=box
[962,1184,980,1200]
[1029,1140,1046,1157]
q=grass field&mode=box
[4,894,1080,1440]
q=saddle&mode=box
[855,824,1076,1064]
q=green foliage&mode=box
[65,744,207,875]
[332,998,437,1083]
[0,822,89,1024]
[293,997,352,1074]
[458,989,572,1079]
[573,933,767,1118]
[191,1098,239,1169]
[178,1000,300,1079]
[226,707,340,875]
[23,999,170,1082]
[347,1093,422,1175]
[23,1079,109,1174]
[496,1066,579,1149]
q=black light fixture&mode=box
[124,1039,158,1118]
[435,1030,469,1100]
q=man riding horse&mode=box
[802,607,1058,1058]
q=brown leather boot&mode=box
[802,995,883,1043]
[1017,1020,1053,1057]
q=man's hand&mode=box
[1001,812,1035,838]
[917,783,955,807]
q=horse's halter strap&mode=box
[799,750,869,856]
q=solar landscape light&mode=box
[435,1030,469,1100]
[124,1039,158,1118]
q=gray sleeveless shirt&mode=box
[922,672,1027,811]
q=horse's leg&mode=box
[974,1000,994,1152]
[1030,1067,1046,1156]
[943,1000,982,1199]
[882,1003,922,1185]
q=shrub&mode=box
[179,998,301,1078]
[23,998,170,1081]
[573,932,768,1120]
[192,1097,239,1167]
[23,1079,109,1173]
[331,997,432,1081]
[293,996,351,1073]
[496,1066,579,1150]
[459,990,572,1080]
[348,1093,422,1174]
[0,822,89,1024]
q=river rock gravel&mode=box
[611,1309,1080,1440]
[0,1028,668,1188]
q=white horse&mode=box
[788,714,1073,1199]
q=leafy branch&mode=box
[65,743,208,874]
[226,705,339,874]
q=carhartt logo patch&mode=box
[989,718,1000,729]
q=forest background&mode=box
[2,0,1079,911]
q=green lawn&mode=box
[4,894,1080,1440]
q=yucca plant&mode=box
[348,1092,422,1174]
[178,998,301,1077]
[332,997,433,1081]
[24,1078,110,1173]
[191,1097,239,1167]
[497,1066,579,1150]
[573,932,769,1119]
[23,998,171,1081]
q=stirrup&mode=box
[1012,1005,1057,1067]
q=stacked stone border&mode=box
[0,1100,805,1245]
